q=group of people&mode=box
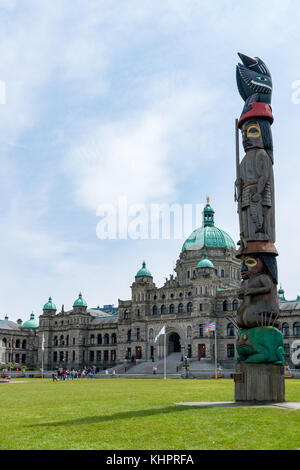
[52,366,97,381]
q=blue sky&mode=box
[1,0,300,321]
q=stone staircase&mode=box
[123,352,182,376]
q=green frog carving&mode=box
[237,326,284,364]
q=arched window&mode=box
[227,344,235,358]
[178,303,184,313]
[223,300,229,312]
[161,305,167,314]
[124,309,129,319]
[282,323,289,337]
[15,339,20,348]
[152,305,158,315]
[232,299,239,311]
[127,329,131,342]
[293,323,300,336]
[104,334,109,345]
[60,335,64,346]
[111,333,117,344]
[97,334,102,345]
[90,335,95,345]
[2,338,6,347]
[187,302,193,313]
[53,336,58,346]
[169,304,175,314]
[53,351,57,362]
[22,339,27,350]
[227,323,235,337]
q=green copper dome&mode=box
[182,199,236,252]
[136,261,152,277]
[196,252,214,269]
[43,296,56,311]
[21,312,39,329]
[73,292,87,307]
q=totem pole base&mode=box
[234,362,285,402]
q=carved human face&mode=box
[241,119,264,151]
[241,256,264,277]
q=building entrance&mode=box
[168,332,181,354]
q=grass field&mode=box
[1,378,300,450]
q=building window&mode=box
[54,336,58,347]
[199,324,204,337]
[104,334,109,345]
[136,328,140,341]
[111,350,116,362]
[227,323,235,337]
[293,323,300,336]
[90,351,94,362]
[127,330,131,342]
[178,303,184,313]
[90,335,95,345]
[111,333,117,344]
[124,310,129,319]
[199,304,203,312]
[232,299,239,311]
[60,336,64,346]
[152,305,158,315]
[161,305,167,314]
[221,269,225,278]
[97,351,101,362]
[284,343,290,358]
[282,323,289,337]
[149,328,154,341]
[169,304,175,314]
[227,344,235,358]
[73,338,76,345]
[97,334,102,345]
[104,351,109,362]
[187,326,192,339]
[223,300,229,312]
[187,302,193,313]
[53,352,57,362]
[72,351,75,361]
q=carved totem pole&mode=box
[234,53,285,401]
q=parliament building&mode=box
[1,200,299,371]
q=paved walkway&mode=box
[176,401,300,409]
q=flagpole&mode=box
[164,333,167,380]
[10,338,12,377]
[214,329,217,379]
[41,334,44,379]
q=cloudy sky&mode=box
[1,0,300,321]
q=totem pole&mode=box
[234,53,285,402]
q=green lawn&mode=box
[1,378,300,450]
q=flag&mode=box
[9,336,13,348]
[154,326,166,343]
[204,322,216,333]
[42,334,45,351]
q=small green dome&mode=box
[278,285,286,301]
[43,296,56,311]
[196,252,214,269]
[73,292,87,307]
[21,312,39,329]
[182,199,236,252]
[136,261,152,277]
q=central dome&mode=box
[181,199,236,252]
